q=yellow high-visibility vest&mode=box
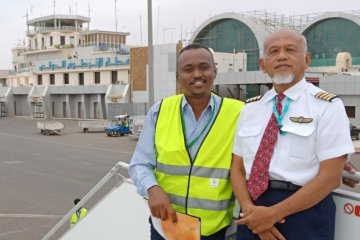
[70,208,88,227]
[155,94,243,236]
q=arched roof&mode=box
[301,12,360,33]
[190,12,268,52]
[302,12,360,66]
[189,11,360,69]
[189,13,269,70]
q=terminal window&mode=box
[50,74,55,85]
[345,106,356,118]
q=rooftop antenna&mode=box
[75,1,78,15]
[53,0,56,15]
[24,9,29,33]
[180,24,183,44]
[162,27,174,44]
[88,1,91,28]
[156,6,159,44]
[24,9,29,22]
[139,15,143,46]
[29,6,34,18]
[115,0,118,32]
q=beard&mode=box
[272,73,294,85]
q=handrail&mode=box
[41,161,129,240]
[41,164,359,240]
[342,170,360,182]
[27,26,87,35]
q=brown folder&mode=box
[161,211,201,240]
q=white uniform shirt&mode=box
[233,78,355,186]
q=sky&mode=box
[0,0,358,69]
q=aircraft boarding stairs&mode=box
[42,162,360,240]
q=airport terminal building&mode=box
[2,10,360,123]
[190,10,360,124]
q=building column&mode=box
[80,94,87,118]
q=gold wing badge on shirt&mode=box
[290,116,313,123]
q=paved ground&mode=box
[0,116,360,240]
[0,116,138,240]
[341,140,360,192]
[353,140,360,153]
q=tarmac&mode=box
[0,116,138,240]
[1,116,359,240]
[353,140,360,152]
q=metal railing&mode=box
[342,170,360,182]
[41,162,129,240]
[27,26,87,35]
[41,161,360,240]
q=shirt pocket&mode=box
[238,125,263,157]
[281,124,315,158]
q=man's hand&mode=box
[236,206,284,234]
[343,161,359,187]
[147,185,177,223]
[258,227,286,240]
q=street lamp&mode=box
[148,0,154,107]
[162,27,174,44]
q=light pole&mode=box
[139,15,143,46]
[162,27,174,44]
[147,0,154,108]
[115,0,118,31]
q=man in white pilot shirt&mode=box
[230,29,355,240]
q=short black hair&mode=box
[177,43,215,70]
[178,43,212,57]
[74,198,81,205]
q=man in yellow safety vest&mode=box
[70,198,88,227]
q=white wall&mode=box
[84,72,94,85]
[153,43,177,102]
[213,52,247,73]
[118,70,129,84]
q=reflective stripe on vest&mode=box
[156,162,229,179]
[168,193,234,211]
[155,94,244,236]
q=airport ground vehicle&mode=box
[104,115,130,137]
[37,121,64,135]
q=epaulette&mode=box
[314,91,338,102]
[245,95,262,103]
